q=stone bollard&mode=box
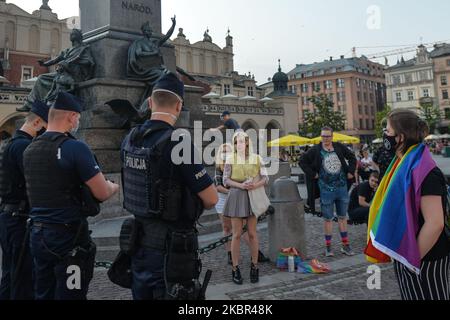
[265,160,291,195]
[268,177,307,262]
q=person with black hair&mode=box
[348,172,379,224]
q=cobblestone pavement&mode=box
[226,263,399,300]
[85,213,404,300]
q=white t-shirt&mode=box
[361,156,375,171]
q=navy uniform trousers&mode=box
[29,220,95,300]
[0,212,33,300]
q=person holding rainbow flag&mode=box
[365,109,450,300]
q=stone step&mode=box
[94,223,268,263]
[90,209,224,261]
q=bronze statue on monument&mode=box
[107,16,180,124]
[18,29,95,112]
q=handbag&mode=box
[247,175,271,218]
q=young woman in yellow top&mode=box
[223,131,269,285]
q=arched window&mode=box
[5,21,16,49]
[51,29,60,53]
[29,25,40,52]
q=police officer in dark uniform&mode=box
[0,100,50,300]
[23,92,119,300]
[121,73,218,300]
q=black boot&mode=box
[227,252,232,266]
[250,263,259,284]
[232,266,243,285]
[258,251,270,263]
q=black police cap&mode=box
[30,100,50,123]
[152,72,184,102]
[52,91,84,114]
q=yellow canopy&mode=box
[268,135,311,147]
[311,133,360,145]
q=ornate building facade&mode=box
[288,55,387,141]
[0,0,73,134]
[173,28,298,135]
[385,45,436,111]
[0,0,72,86]
[430,43,450,129]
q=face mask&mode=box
[36,127,46,137]
[383,133,398,155]
[152,112,178,122]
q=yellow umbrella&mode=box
[268,135,311,147]
[311,133,360,145]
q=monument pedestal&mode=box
[78,0,204,221]
[78,78,200,222]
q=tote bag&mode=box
[248,175,271,218]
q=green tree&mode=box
[375,105,391,138]
[298,92,346,137]
[419,101,442,134]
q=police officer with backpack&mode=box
[0,100,50,300]
[121,73,218,300]
[23,92,119,300]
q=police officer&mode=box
[121,73,218,300]
[23,92,119,300]
[0,100,50,300]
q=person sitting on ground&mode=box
[348,172,379,224]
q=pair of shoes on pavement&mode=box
[232,264,259,285]
[325,245,355,257]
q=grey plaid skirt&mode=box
[222,187,254,219]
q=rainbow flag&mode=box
[365,144,437,274]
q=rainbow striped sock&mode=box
[340,232,349,246]
[325,235,332,247]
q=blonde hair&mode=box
[215,143,233,171]
[232,131,252,156]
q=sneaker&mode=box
[341,245,355,256]
[250,263,259,284]
[304,206,313,214]
[325,246,334,257]
[258,251,270,263]
[232,266,243,285]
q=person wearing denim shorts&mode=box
[300,127,357,257]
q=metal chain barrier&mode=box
[305,210,364,225]
[94,208,274,269]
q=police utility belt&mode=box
[0,200,29,217]
[109,217,204,298]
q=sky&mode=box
[8,0,450,84]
